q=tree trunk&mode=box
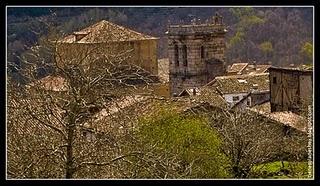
[65,105,77,179]
[66,122,75,178]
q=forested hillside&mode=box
[7,7,313,81]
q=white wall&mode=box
[223,93,248,106]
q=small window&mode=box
[182,45,187,66]
[174,44,179,66]
[233,96,239,101]
[200,46,205,59]
[247,99,251,106]
[273,77,277,84]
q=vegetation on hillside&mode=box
[7,7,313,83]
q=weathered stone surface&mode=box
[168,15,227,95]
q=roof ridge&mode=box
[60,19,158,43]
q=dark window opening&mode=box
[233,96,239,101]
[174,44,179,66]
[201,46,205,59]
[247,99,251,106]
[273,77,277,84]
[182,45,187,67]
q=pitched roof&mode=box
[242,64,271,74]
[269,66,313,74]
[81,95,209,133]
[191,87,228,109]
[207,73,270,94]
[60,20,158,43]
[227,63,248,74]
[250,102,307,133]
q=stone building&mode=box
[57,20,159,75]
[206,73,270,108]
[269,66,313,113]
[167,14,227,96]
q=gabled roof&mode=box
[227,63,248,74]
[60,20,158,43]
[269,66,313,74]
[243,64,271,74]
[206,73,270,94]
[250,101,307,133]
[192,87,228,109]
[178,88,201,97]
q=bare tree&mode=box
[7,21,156,178]
[208,108,287,178]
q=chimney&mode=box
[251,84,258,92]
[213,13,219,24]
[253,60,257,70]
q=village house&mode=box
[206,73,270,108]
[167,13,227,96]
[56,20,159,75]
[269,66,313,113]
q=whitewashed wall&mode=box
[223,93,248,106]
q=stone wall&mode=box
[56,39,158,75]
[168,23,227,95]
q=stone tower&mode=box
[167,13,227,96]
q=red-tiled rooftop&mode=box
[60,20,159,43]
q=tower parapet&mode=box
[167,13,227,96]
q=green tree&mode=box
[228,7,265,60]
[259,41,274,60]
[130,110,231,178]
[300,41,313,64]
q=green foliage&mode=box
[230,7,265,29]
[251,161,310,178]
[259,41,274,53]
[229,31,245,47]
[300,42,313,63]
[136,110,231,178]
[230,7,255,19]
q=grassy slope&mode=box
[252,161,311,179]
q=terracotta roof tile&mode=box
[227,63,248,74]
[207,73,270,94]
[60,20,158,43]
[250,102,308,133]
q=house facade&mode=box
[56,20,159,75]
[269,67,313,113]
[206,73,270,108]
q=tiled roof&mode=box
[207,73,270,94]
[250,102,307,133]
[269,66,313,74]
[191,87,228,109]
[81,95,205,133]
[227,63,248,74]
[242,64,271,74]
[60,20,158,43]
